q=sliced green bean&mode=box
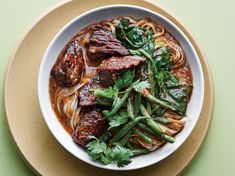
[133,128,152,144]
[105,80,140,118]
[140,104,163,135]
[139,104,175,143]
[132,148,149,156]
[96,98,112,107]
[139,49,158,74]
[160,134,175,143]
[127,98,135,120]
[136,122,156,136]
[139,49,160,97]
[147,61,155,97]
[147,102,151,114]
[139,49,159,83]
[94,88,114,99]
[126,142,133,150]
[119,129,132,146]
[150,105,161,115]
[105,87,132,118]
[110,116,146,144]
[133,92,141,116]
[99,131,112,142]
[143,93,178,113]
[102,110,109,117]
[136,122,175,143]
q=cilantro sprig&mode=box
[86,136,133,167]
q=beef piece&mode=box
[51,40,84,87]
[78,71,113,107]
[97,56,146,73]
[99,70,114,87]
[88,26,129,60]
[72,108,108,147]
[78,75,101,107]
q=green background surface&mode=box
[0,0,234,175]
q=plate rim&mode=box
[38,4,205,171]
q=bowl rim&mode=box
[38,4,204,170]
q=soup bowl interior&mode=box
[38,5,204,170]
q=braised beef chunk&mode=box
[51,40,84,87]
[88,26,129,60]
[78,75,101,107]
[97,56,146,73]
[72,108,108,147]
[99,70,114,87]
[78,71,114,107]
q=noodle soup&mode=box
[49,16,193,167]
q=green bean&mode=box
[139,50,155,69]
[133,92,141,116]
[105,80,140,118]
[139,49,160,97]
[102,110,109,117]
[147,102,151,114]
[147,61,155,97]
[139,49,158,79]
[140,104,163,135]
[150,105,161,115]
[136,122,175,143]
[110,116,146,144]
[136,122,156,136]
[155,116,172,125]
[126,142,133,150]
[119,129,132,146]
[132,148,149,156]
[160,133,175,143]
[94,88,113,99]
[146,62,152,113]
[99,131,112,142]
[139,104,175,143]
[146,118,163,135]
[96,98,112,106]
[143,92,178,113]
[105,87,132,118]
[133,128,152,144]
[127,98,135,120]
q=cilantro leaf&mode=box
[100,148,113,165]
[111,144,133,167]
[120,18,130,28]
[116,18,145,49]
[86,137,133,167]
[128,30,156,58]
[163,71,181,88]
[94,87,118,99]
[154,47,173,71]
[115,69,135,89]
[142,30,155,56]
[155,70,191,116]
[108,114,129,129]
[125,27,145,48]
[133,80,150,92]
[86,136,107,161]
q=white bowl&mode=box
[38,4,204,170]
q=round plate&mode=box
[3,0,214,175]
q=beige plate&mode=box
[4,0,214,175]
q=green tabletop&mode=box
[0,0,234,175]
